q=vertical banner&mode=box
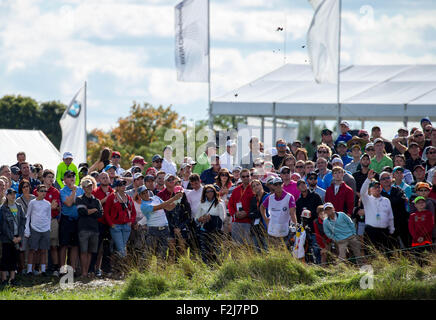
[175,0,209,82]
[307,0,340,84]
[59,85,87,163]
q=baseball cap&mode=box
[133,172,144,180]
[365,142,374,150]
[185,157,197,165]
[425,146,436,154]
[180,163,192,170]
[163,145,173,152]
[232,166,242,172]
[296,179,307,187]
[131,166,142,174]
[420,117,431,124]
[414,196,426,204]
[113,179,127,188]
[63,152,73,159]
[373,138,384,145]
[137,185,148,194]
[397,127,408,133]
[272,177,283,185]
[152,154,163,162]
[10,166,20,175]
[332,158,343,166]
[392,166,404,173]
[104,164,117,172]
[413,164,425,172]
[340,120,350,127]
[81,179,93,188]
[292,140,302,146]
[321,128,333,135]
[145,167,158,175]
[132,156,147,165]
[301,209,312,219]
[279,166,290,174]
[360,153,370,161]
[144,175,155,182]
[415,182,430,190]
[369,180,381,188]
[336,141,347,148]
[64,170,76,177]
[372,125,381,131]
[226,140,236,147]
[6,188,16,195]
[112,151,121,158]
[408,142,420,149]
[266,176,275,185]
[358,129,369,137]
[323,202,334,210]
[291,172,301,179]
[164,173,176,181]
[307,171,318,179]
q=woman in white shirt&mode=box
[196,185,226,264]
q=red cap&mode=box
[146,167,157,175]
[132,156,147,165]
[112,151,121,157]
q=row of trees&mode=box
[0,95,66,149]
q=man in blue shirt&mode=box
[336,141,353,167]
[200,156,221,185]
[322,202,361,264]
[59,170,84,276]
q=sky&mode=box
[1,0,435,139]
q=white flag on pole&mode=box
[60,85,87,164]
[175,0,209,82]
[307,0,340,84]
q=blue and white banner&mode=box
[175,0,209,82]
[60,85,87,163]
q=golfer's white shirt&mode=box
[360,178,395,234]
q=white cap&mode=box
[332,158,343,165]
[323,202,334,210]
[63,152,73,159]
[340,120,350,127]
[226,140,236,147]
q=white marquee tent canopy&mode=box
[211,64,436,122]
[0,129,61,171]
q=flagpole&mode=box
[84,81,87,162]
[336,0,342,135]
[207,0,213,130]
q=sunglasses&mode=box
[428,151,436,154]
[414,134,424,138]
[295,166,304,169]
[380,177,391,180]
[281,170,290,174]
[112,155,121,159]
[417,189,429,192]
[219,174,230,177]
[318,150,328,154]
[308,177,317,180]
[277,144,287,147]
[206,189,215,193]
[425,129,432,132]
[38,189,48,193]
[366,148,375,151]
[241,175,250,178]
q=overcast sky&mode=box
[1,0,435,138]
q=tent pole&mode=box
[310,117,314,142]
[336,0,342,135]
[403,104,408,127]
[273,103,277,143]
[261,116,265,143]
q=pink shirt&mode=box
[283,181,300,201]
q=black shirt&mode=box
[76,194,103,233]
[296,191,323,231]
[272,155,286,171]
[404,150,424,172]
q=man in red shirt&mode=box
[228,168,254,245]
[325,167,354,216]
[33,169,61,276]
[91,172,114,277]
[409,196,434,265]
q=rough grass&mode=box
[1,245,436,300]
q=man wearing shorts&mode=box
[24,184,51,276]
[59,170,84,275]
[76,179,103,279]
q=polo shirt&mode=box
[60,186,84,220]
[368,155,393,173]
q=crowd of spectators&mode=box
[0,117,435,286]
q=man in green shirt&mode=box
[193,142,217,175]
[56,152,80,189]
[368,138,393,174]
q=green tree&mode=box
[0,95,66,149]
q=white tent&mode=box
[0,129,62,171]
[211,64,436,122]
